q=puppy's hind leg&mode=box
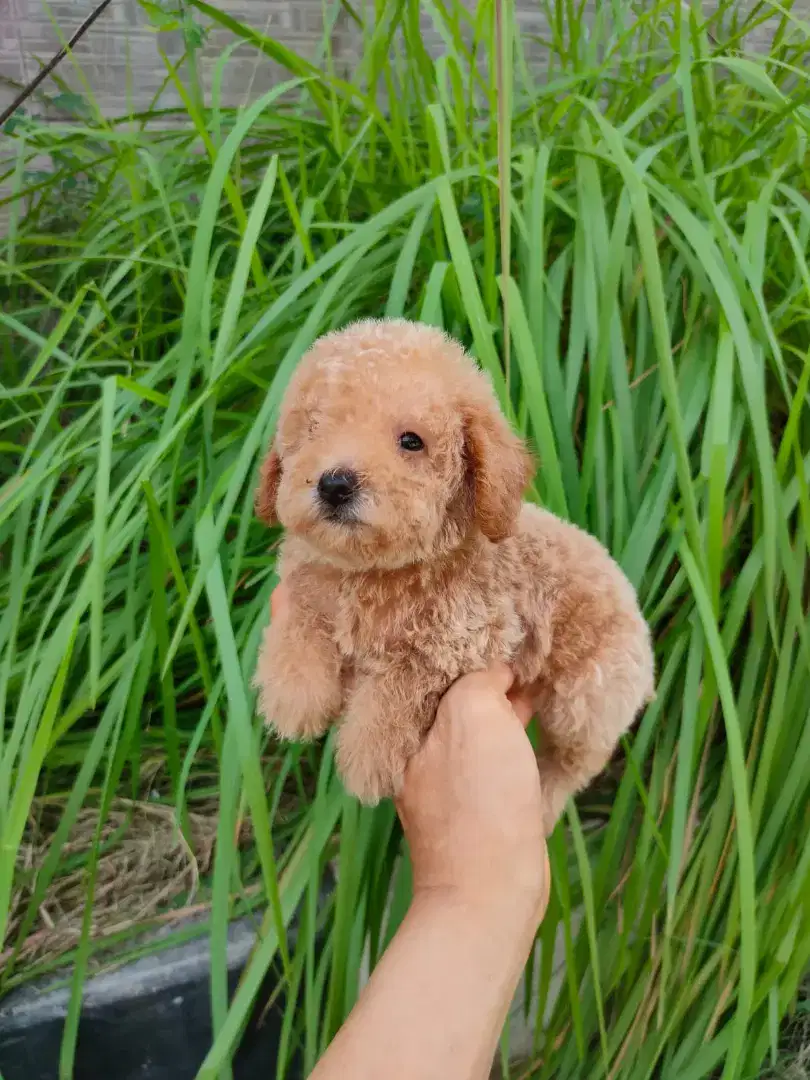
[533,642,654,835]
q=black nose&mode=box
[317,469,359,510]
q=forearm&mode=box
[311,888,537,1080]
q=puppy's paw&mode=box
[536,764,572,836]
[335,720,412,805]
[255,667,340,742]
[542,800,566,837]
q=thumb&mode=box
[482,662,516,696]
[487,664,534,728]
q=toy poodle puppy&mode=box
[254,318,654,832]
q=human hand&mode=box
[396,666,550,929]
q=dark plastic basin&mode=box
[0,916,304,1080]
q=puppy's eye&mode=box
[399,431,424,452]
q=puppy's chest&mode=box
[330,576,523,676]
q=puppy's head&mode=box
[256,319,533,570]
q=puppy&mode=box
[254,318,654,832]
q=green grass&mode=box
[1,1,810,1077]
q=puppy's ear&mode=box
[255,445,282,526]
[464,396,533,542]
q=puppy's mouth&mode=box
[320,502,362,526]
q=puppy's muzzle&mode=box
[317,468,360,516]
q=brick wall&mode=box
[1,1,556,118]
[2,1,785,122]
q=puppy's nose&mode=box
[317,468,359,509]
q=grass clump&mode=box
[1,1,809,1077]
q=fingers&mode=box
[441,664,535,729]
[469,664,535,729]
[477,662,515,696]
[486,664,535,729]
[507,687,535,729]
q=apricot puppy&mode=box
[254,319,654,832]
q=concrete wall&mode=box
[1,1,789,121]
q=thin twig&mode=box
[0,0,116,129]
[601,363,660,412]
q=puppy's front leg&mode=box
[336,662,442,805]
[254,583,342,742]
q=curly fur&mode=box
[254,318,654,832]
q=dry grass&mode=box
[758,987,810,1080]
[4,797,219,973]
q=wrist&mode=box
[412,875,545,941]
[405,885,540,1004]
